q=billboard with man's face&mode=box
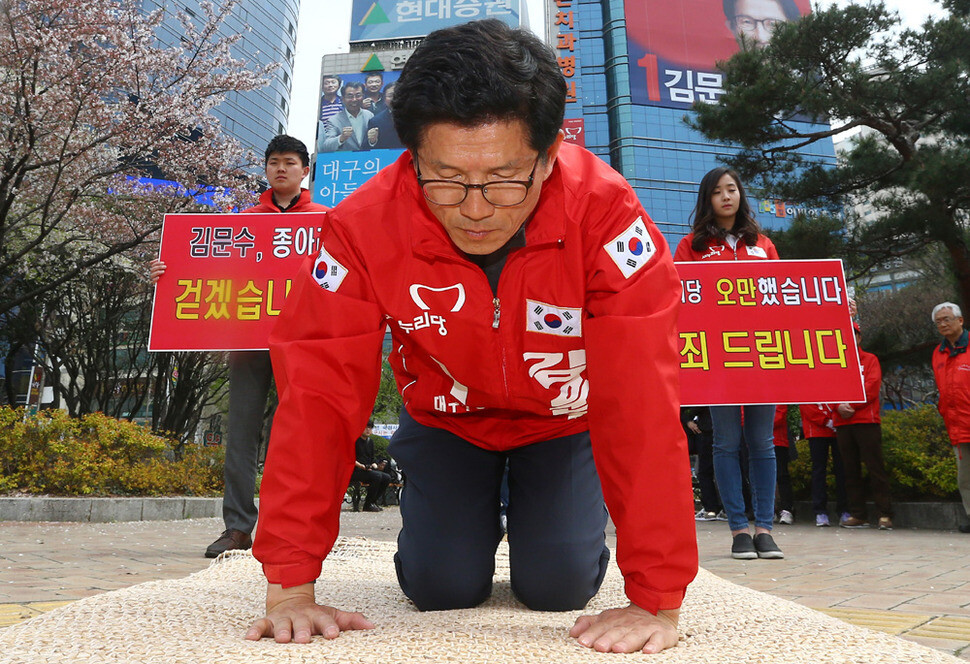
[313,70,406,208]
[624,0,810,109]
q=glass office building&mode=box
[142,0,300,152]
[549,0,836,246]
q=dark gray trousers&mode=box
[224,350,273,534]
[389,409,610,612]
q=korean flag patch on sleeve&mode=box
[604,216,656,279]
[311,243,348,292]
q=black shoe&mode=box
[959,524,970,533]
[754,533,784,559]
[205,529,252,558]
[362,503,383,512]
[731,533,757,559]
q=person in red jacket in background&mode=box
[772,405,794,525]
[150,135,328,557]
[674,167,783,562]
[799,403,848,527]
[246,21,697,654]
[834,322,893,530]
[930,302,970,533]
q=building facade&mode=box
[142,0,300,152]
[550,0,836,245]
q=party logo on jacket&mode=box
[604,216,655,278]
[526,300,582,337]
[312,243,348,292]
[701,245,726,260]
[398,283,467,336]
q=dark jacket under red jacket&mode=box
[799,404,836,439]
[932,329,970,445]
[252,143,698,613]
[244,187,327,214]
[673,232,779,262]
[834,349,882,425]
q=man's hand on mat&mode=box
[245,582,375,643]
[569,605,679,654]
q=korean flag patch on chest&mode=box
[527,300,582,337]
[604,216,655,279]
[312,243,348,292]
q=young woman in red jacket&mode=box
[675,167,783,560]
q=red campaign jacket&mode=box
[799,404,836,439]
[673,232,780,262]
[253,143,698,613]
[833,349,882,426]
[773,405,789,447]
[932,331,970,445]
[243,187,328,213]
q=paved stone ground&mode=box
[1,508,969,658]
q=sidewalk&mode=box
[1,509,968,659]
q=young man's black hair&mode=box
[264,134,310,168]
[392,18,566,156]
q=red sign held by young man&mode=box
[149,213,326,351]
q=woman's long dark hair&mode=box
[689,167,761,252]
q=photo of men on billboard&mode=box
[315,70,404,153]
[624,0,810,109]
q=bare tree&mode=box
[27,259,227,445]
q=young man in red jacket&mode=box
[151,134,328,557]
[931,302,970,533]
[246,20,697,655]
[834,323,893,530]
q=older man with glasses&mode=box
[723,0,801,48]
[246,19,697,655]
[931,302,970,533]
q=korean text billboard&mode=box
[624,0,810,109]
[350,0,520,43]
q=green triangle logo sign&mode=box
[362,54,385,72]
[360,2,391,26]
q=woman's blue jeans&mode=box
[710,405,777,532]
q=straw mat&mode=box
[0,537,960,664]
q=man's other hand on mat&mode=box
[569,605,679,654]
[245,582,375,643]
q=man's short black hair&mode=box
[264,134,310,168]
[723,0,801,21]
[392,19,566,155]
[322,73,340,83]
[367,419,375,428]
[342,81,364,96]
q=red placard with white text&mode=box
[148,213,326,351]
[676,259,864,406]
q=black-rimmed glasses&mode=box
[734,15,784,34]
[415,152,539,207]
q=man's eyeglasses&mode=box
[415,152,539,207]
[734,15,784,33]
[935,316,959,326]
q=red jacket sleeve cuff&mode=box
[625,579,686,614]
[262,560,323,588]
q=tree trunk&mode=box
[942,234,970,313]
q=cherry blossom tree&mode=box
[0,0,270,319]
